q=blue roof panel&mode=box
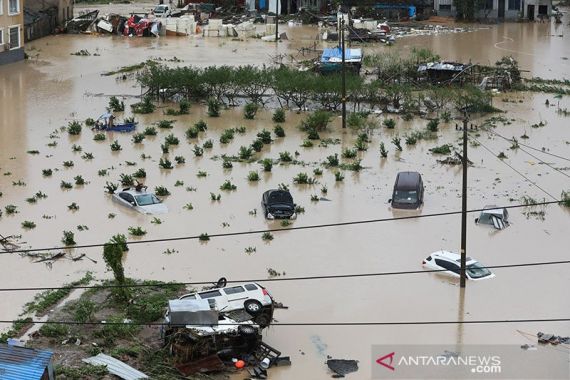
[321,47,362,63]
[0,344,53,380]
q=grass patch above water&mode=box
[23,272,94,316]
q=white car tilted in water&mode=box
[112,188,168,215]
[422,250,495,281]
[178,281,274,327]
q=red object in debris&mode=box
[235,360,245,369]
[378,23,391,34]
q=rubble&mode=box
[0,234,23,252]
[65,10,99,33]
[537,332,570,345]
[326,359,359,378]
[437,152,474,166]
[161,280,288,377]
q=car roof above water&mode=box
[431,250,476,264]
[395,171,422,190]
[181,283,260,298]
[264,189,293,201]
[118,188,151,196]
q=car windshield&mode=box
[135,194,161,206]
[393,190,418,204]
[268,192,293,205]
[466,262,492,279]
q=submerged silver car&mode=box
[112,188,168,215]
[475,205,509,230]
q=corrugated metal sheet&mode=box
[82,354,148,380]
[0,344,53,380]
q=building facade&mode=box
[0,0,24,65]
[26,0,73,26]
[434,0,551,20]
[24,0,73,42]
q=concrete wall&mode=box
[0,46,23,65]
[0,0,24,65]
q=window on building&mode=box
[0,0,3,16]
[9,0,20,15]
[508,0,520,10]
[9,26,19,49]
[438,0,452,10]
[0,29,3,47]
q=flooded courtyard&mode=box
[1,7,570,379]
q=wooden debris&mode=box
[0,234,23,252]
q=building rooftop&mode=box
[0,344,53,380]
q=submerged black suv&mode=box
[390,171,424,209]
[261,189,297,219]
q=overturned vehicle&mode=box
[475,205,509,230]
[161,280,278,374]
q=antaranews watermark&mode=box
[372,345,569,379]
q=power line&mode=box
[483,129,570,179]
[1,318,569,327]
[485,129,570,162]
[470,136,558,201]
[0,258,569,293]
[517,145,570,180]
[1,201,561,256]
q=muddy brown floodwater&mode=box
[1,8,570,379]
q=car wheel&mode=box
[244,300,263,316]
[255,314,271,327]
[238,324,257,336]
[215,277,227,288]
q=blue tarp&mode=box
[320,47,363,63]
[372,4,416,17]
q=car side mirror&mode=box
[388,199,392,203]
[130,201,136,206]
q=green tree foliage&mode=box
[103,238,129,301]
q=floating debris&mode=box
[326,359,359,378]
[537,332,570,345]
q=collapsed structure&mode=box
[161,281,290,376]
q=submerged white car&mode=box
[112,188,168,215]
[422,250,495,281]
[153,4,172,17]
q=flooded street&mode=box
[1,9,570,379]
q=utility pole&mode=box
[275,0,279,42]
[460,113,468,288]
[341,16,346,129]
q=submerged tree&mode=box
[103,237,129,301]
[453,85,496,114]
